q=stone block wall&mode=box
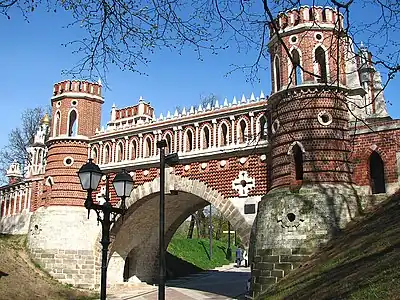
[0,212,32,234]
[27,206,101,288]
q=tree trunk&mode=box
[215,216,223,240]
[187,214,195,239]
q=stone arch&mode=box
[287,141,306,181]
[236,116,250,144]
[364,145,388,194]
[183,127,195,152]
[313,44,329,83]
[90,145,99,164]
[218,120,230,147]
[102,142,112,164]
[162,131,173,154]
[143,135,153,158]
[288,46,303,86]
[129,137,139,160]
[67,108,78,136]
[200,123,212,149]
[115,140,124,162]
[255,113,268,141]
[103,174,252,284]
[274,55,281,92]
[53,110,61,137]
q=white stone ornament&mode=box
[96,186,107,205]
[201,162,207,170]
[232,171,255,197]
[260,154,267,162]
[239,157,247,165]
[220,160,227,167]
[184,165,190,171]
[143,170,149,176]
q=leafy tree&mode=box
[0,107,50,183]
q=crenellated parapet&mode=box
[52,80,103,100]
[269,6,344,38]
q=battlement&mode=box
[114,97,154,121]
[52,80,102,98]
[269,6,344,37]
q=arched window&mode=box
[220,123,229,146]
[238,120,247,144]
[91,147,98,164]
[53,111,61,137]
[165,133,172,154]
[309,8,314,21]
[202,126,211,149]
[292,49,302,85]
[130,140,138,160]
[144,137,152,158]
[274,57,281,91]
[315,46,327,83]
[116,142,124,162]
[260,116,268,140]
[103,144,110,164]
[322,9,327,22]
[185,130,193,152]
[293,144,303,180]
[68,110,78,136]
[369,151,386,194]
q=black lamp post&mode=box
[77,159,134,300]
[157,140,179,300]
[226,221,232,260]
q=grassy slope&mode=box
[259,193,400,300]
[167,236,237,270]
[0,235,97,300]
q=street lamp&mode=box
[157,140,179,300]
[77,159,134,300]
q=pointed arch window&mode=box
[220,123,229,146]
[185,130,193,152]
[53,111,61,137]
[165,134,172,154]
[238,120,247,144]
[293,144,303,180]
[260,116,268,140]
[292,49,302,85]
[91,148,98,164]
[144,137,152,158]
[315,47,327,83]
[369,151,386,194]
[130,140,138,160]
[68,110,78,136]
[274,57,281,91]
[309,8,314,21]
[116,142,124,162]
[202,126,211,149]
[103,144,110,164]
[322,9,327,22]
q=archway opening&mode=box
[369,151,386,194]
[220,123,228,146]
[315,46,327,83]
[68,110,78,136]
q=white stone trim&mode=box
[51,92,103,102]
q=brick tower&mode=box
[251,7,362,296]
[28,80,104,288]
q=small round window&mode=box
[71,100,78,106]
[63,156,74,167]
[290,35,298,44]
[315,33,323,41]
[56,101,61,108]
[317,111,333,126]
[272,119,280,134]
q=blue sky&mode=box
[1,2,399,151]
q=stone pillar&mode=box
[124,136,129,160]
[178,126,183,153]
[212,119,217,148]
[138,133,143,158]
[194,123,199,150]
[230,116,235,145]
[111,138,116,162]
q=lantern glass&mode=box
[113,170,134,197]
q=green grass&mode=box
[168,236,238,270]
[257,192,400,300]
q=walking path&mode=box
[107,263,250,299]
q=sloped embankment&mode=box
[259,192,400,300]
[0,234,97,300]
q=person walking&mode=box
[235,246,242,267]
[243,249,248,268]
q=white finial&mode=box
[112,103,116,108]
[214,99,220,109]
[139,96,144,101]
[97,78,102,86]
[166,111,171,119]
[260,91,265,99]
[190,106,195,114]
[241,94,246,103]
[182,107,187,115]
[206,102,211,111]
[174,109,179,118]
[250,93,256,101]
[232,96,237,105]
[223,98,228,107]
[198,104,203,112]
[159,113,164,120]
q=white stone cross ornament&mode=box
[232,171,255,197]
[96,186,107,205]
